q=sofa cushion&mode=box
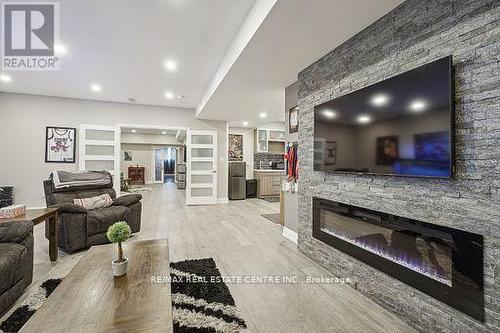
[0,221,33,244]
[86,206,130,236]
[52,188,117,204]
[74,194,113,210]
[112,194,142,207]
[0,243,27,294]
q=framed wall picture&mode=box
[124,151,133,161]
[45,127,76,163]
[228,134,243,161]
[289,106,299,134]
[376,136,399,165]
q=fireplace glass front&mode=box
[312,197,484,322]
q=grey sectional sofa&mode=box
[43,178,142,253]
[0,220,34,316]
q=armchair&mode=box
[0,220,34,315]
[43,176,142,253]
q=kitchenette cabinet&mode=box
[254,170,283,197]
[255,128,285,153]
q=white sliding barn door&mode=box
[79,125,120,194]
[186,130,217,205]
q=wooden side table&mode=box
[0,208,59,261]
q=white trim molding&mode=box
[217,197,229,204]
[282,226,298,244]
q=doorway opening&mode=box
[153,146,178,184]
[118,125,187,195]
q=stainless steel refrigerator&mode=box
[228,162,246,200]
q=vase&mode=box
[112,258,129,277]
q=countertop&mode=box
[253,169,285,173]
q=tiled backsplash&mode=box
[254,152,284,170]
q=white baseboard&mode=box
[282,226,298,244]
[217,197,229,204]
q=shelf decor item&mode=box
[0,204,26,219]
[107,221,132,277]
[45,127,76,163]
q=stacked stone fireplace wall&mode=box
[297,1,500,332]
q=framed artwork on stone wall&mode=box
[228,134,243,161]
[45,126,76,163]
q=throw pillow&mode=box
[73,194,113,210]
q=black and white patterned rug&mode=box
[0,258,247,333]
[170,258,247,332]
[0,279,62,333]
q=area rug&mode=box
[125,186,153,194]
[261,213,281,225]
[0,279,63,333]
[260,195,280,203]
[170,258,248,332]
[1,257,247,333]
[0,255,80,333]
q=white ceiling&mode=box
[0,0,255,108]
[0,0,403,126]
[196,0,404,127]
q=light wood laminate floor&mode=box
[31,183,414,333]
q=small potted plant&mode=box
[107,221,131,277]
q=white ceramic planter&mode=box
[112,258,129,277]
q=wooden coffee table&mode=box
[0,208,58,261]
[20,239,173,333]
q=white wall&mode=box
[121,132,179,145]
[121,144,154,183]
[121,144,179,183]
[0,92,228,206]
[228,127,254,179]
[283,81,298,234]
[260,121,285,130]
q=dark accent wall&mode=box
[297,1,500,332]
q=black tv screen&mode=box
[314,56,454,178]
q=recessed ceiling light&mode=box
[409,99,427,112]
[357,115,372,124]
[162,131,167,135]
[131,129,137,133]
[322,109,337,119]
[90,84,101,92]
[0,74,12,83]
[243,121,249,126]
[176,95,184,100]
[165,91,174,99]
[371,94,389,107]
[54,43,67,56]
[259,112,267,119]
[164,60,177,72]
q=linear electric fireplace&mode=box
[312,197,484,322]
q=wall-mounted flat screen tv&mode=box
[314,56,454,178]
